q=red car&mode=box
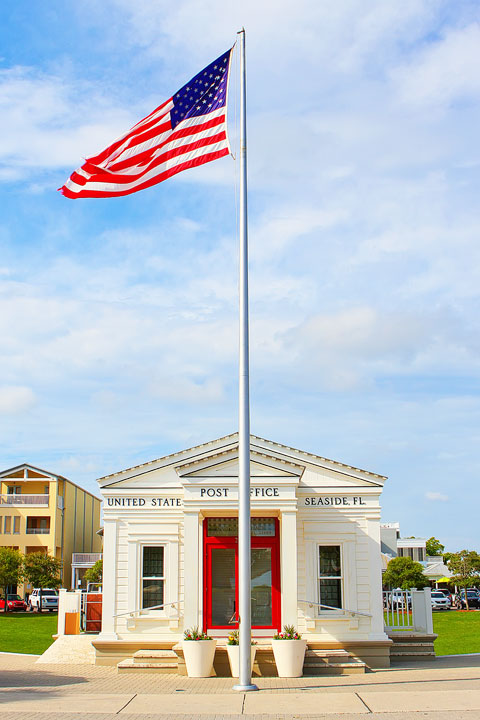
[0,594,28,611]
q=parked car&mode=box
[434,589,453,605]
[388,589,412,610]
[28,588,59,612]
[0,594,28,611]
[456,590,480,610]
[430,590,451,610]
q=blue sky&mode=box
[1,1,479,551]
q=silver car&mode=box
[431,590,451,610]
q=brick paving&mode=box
[0,653,479,718]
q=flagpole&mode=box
[233,28,257,693]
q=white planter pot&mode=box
[226,644,257,678]
[182,639,217,677]
[272,638,307,677]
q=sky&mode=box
[1,1,479,551]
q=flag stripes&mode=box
[60,49,232,199]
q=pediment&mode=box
[180,456,300,479]
[98,432,386,490]
[0,463,60,481]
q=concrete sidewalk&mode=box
[0,653,480,719]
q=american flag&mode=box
[60,49,233,199]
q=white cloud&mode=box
[0,386,36,414]
[280,306,431,390]
[425,491,449,502]
[150,377,225,405]
[0,67,136,177]
[392,23,480,108]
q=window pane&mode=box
[207,518,238,536]
[319,579,342,610]
[251,519,275,536]
[143,547,164,577]
[319,546,341,576]
[207,518,276,537]
[251,548,272,625]
[142,579,164,609]
[211,548,236,625]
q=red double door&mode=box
[203,517,281,631]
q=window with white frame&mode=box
[318,545,342,611]
[141,546,165,610]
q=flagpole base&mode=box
[233,683,258,692]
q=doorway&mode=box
[203,517,280,631]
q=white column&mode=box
[366,518,389,639]
[99,518,118,639]
[183,511,200,630]
[58,588,67,636]
[280,511,298,627]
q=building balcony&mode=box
[25,527,50,534]
[72,552,103,566]
[0,494,50,507]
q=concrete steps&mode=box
[117,649,178,673]
[390,643,435,660]
[303,649,366,675]
[388,633,437,662]
[117,645,365,675]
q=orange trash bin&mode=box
[64,611,80,635]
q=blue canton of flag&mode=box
[171,50,230,129]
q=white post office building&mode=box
[94,434,391,669]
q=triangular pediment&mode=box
[0,463,62,481]
[180,456,300,479]
[98,432,386,489]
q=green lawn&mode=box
[433,611,480,656]
[0,609,479,658]
[0,612,58,655]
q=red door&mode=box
[203,517,281,632]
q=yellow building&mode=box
[0,463,102,591]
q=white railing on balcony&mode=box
[72,553,103,565]
[26,527,50,534]
[0,494,50,506]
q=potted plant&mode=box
[226,629,257,678]
[182,627,217,677]
[271,624,307,677]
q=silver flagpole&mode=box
[233,28,257,693]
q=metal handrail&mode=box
[113,601,179,618]
[298,598,372,618]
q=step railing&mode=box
[298,599,372,617]
[113,602,179,619]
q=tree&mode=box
[447,550,480,610]
[23,552,62,612]
[425,537,445,557]
[383,556,429,590]
[84,559,102,585]
[0,548,24,613]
